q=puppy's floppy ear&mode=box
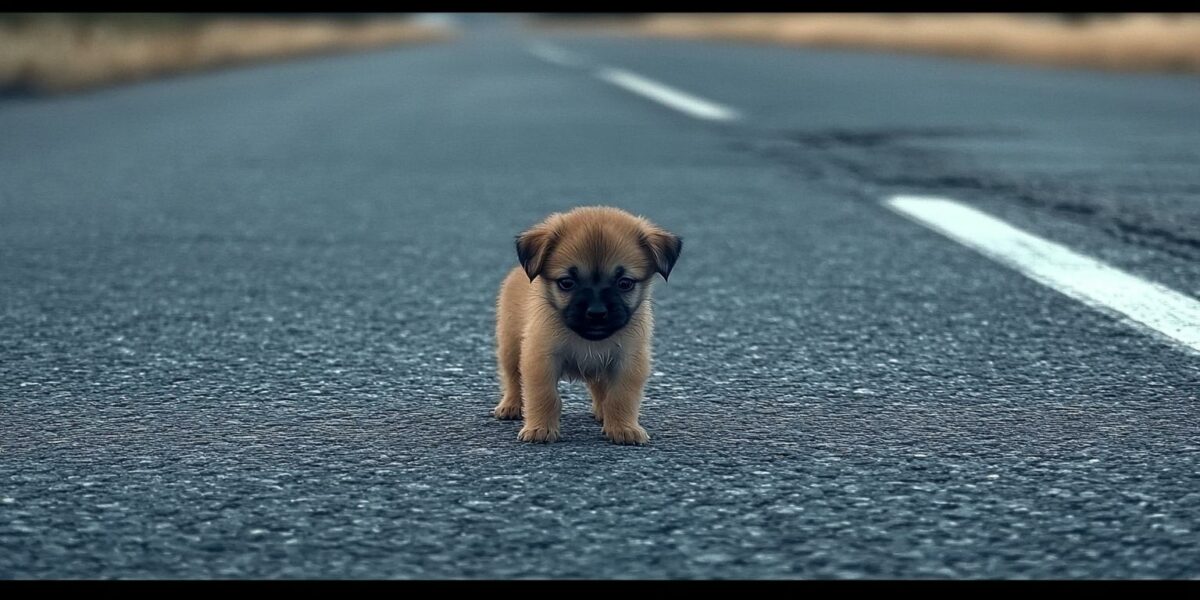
[642,225,682,281]
[515,217,560,282]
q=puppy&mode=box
[492,206,682,445]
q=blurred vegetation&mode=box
[532,13,1200,73]
[0,13,451,95]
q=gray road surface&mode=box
[2,22,1198,578]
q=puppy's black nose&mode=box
[586,306,608,320]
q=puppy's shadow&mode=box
[558,409,605,439]
[482,393,636,446]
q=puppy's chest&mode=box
[558,343,622,382]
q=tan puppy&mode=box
[493,206,682,445]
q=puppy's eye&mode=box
[557,278,576,291]
[616,277,635,292]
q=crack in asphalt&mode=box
[725,126,1200,263]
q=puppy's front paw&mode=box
[603,424,649,446]
[492,400,522,420]
[517,425,560,443]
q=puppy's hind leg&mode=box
[586,378,607,424]
[493,354,523,420]
[493,320,523,421]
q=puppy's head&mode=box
[516,206,682,341]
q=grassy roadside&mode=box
[0,13,455,95]
[532,13,1200,74]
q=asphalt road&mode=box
[2,21,1198,579]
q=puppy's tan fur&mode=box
[493,206,681,445]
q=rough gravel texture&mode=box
[2,24,1198,579]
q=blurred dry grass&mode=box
[541,13,1200,73]
[0,14,454,94]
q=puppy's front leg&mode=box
[601,350,651,446]
[517,349,561,443]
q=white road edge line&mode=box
[526,42,584,68]
[884,195,1200,356]
[595,67,741,122]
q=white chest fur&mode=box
[558,338,624,382]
